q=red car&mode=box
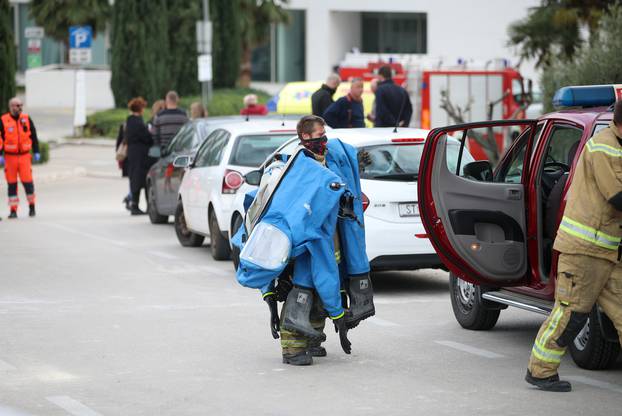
[418,85,621,370]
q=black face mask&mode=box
[301,135,328,156]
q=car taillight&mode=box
[362,192,370,212]
[222,169,244,194]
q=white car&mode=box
[174,119,299,260]
[229,128,475,271]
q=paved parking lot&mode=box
[0,146,620,415]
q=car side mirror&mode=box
[244,170,262,186]
[463,160,493,182]
[172,155,191,168]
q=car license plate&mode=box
[398,202,418,217]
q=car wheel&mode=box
[174,200,204,247]
[569,306,620,370]
[147,183,168,224]
[209,209,231,261]
[230,213,244,270]
[449,273,500,330]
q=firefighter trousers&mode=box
[4,153,35,210]
[528,253,622,378]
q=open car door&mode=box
[418,120,538,286]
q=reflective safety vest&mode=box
[1,112,32,154]
[554,122,622,263]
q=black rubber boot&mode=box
[345,274,375,328]
[8,210,17,219]
[282,350,313,366]
[29,204,36,217]
[309,346,327,357]
[281,287,326,341]
[525,370,572,392]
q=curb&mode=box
[47,138,115,148]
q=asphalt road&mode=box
[1,146,621,415]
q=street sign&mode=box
[24,26,44,39]
[198,54,212,82]
[26,38,42,69]
[69,26,93,65]
[69,26,93,48]
[196,21,212,54]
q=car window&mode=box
[446,138,476,176]
[494,126,538,184]
[194,130,227,168]
[172,124,195,153]
[544,124,583,166]
[229,134,293,167]
[592,123,608,135]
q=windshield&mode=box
[229,134,293,167]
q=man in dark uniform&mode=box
[374,65,413,128]
[311,74,340,117]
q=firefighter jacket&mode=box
[0,112,37,154]
[554,122,622,263]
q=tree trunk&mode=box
[238,45,252,88]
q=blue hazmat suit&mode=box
[232,139,369,318]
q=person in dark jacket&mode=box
[374,65,412,128]
[153,91,188,151]
[125,97,153,215]
[115,123,131,211]
[323,78,365,128]
[311,74,340,117]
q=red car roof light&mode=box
[222,169,244,194]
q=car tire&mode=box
[147,183,168,224]
[209,209,231,261]
[569,306,620,370]
[174,200,204,247]
[230,213,244,270]
[449,273,500,330]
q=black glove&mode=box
[332,316,352,354]
[275,278,293,303]
[264,294,280,339]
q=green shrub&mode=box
[85,88,270,138]
[35,141,50,164]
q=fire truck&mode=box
[337,53,532,158]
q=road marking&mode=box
[434,340,505,359]
[566,375,622,394]
[0,359,16,371]
[369,317,400,327]
[149,251,180,260]
[46,396,102,416]
[43,223,129,247]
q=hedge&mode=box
[85,88,271,138]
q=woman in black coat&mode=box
[115,123,131,210]
[125,97,153,215]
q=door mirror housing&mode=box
[463,160,493,182]
[244,170,262,186]
[172,155,191,168]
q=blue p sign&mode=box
[69,26,93,49]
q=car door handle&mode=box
[506,188,522,200]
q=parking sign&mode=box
[69,26,93,49]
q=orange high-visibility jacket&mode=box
[1,112,33,154]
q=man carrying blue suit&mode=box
[234,115,374,365]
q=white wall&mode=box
[329,11,362,73]
[286,0,540,83]
[25,66,115,110]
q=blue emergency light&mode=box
[553,85,616,108]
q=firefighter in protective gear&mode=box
[0,97,40,218]
[526,100,622,392]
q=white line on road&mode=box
[369,317,400,327]
[43,223,129,248]
[565,375,622,394]
[46,396,102,416]
[435,340,505,359]
[149,251,180,260]
[0,359,16,371]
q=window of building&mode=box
[362,12,427,54]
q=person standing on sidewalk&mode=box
[0,97,40,218]
[311,74,340,117]
[125,97,153,216]
[153,91,188,152]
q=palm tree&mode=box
[238,0,289,87]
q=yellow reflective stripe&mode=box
[335,250,342,263]
[330,311,345,320]
[262,292,275,299]
[586,139,622,157]
[531,306,566,364]
[559,216,620,250]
